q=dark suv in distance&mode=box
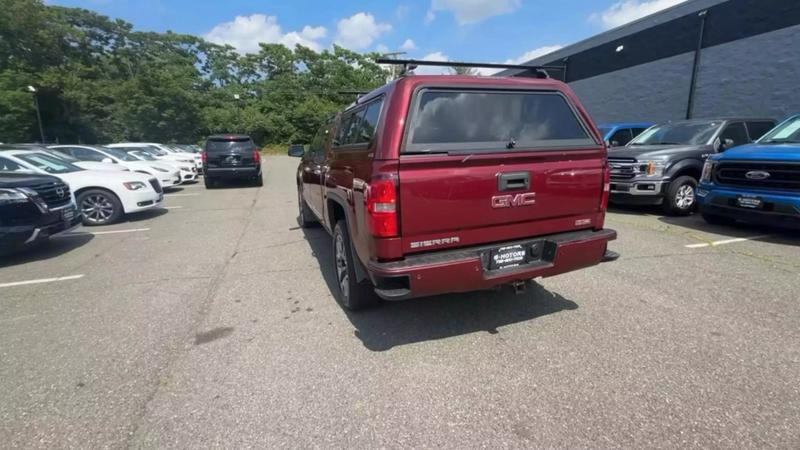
[290,71,617,310]
[202,134,262,188]
[1,172,81,254]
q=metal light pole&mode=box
[27,85,45,143]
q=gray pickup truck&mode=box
[608,118,775,215]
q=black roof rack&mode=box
[375,58,564,79]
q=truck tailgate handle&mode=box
[498,171,530,191]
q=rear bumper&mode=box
[205,166,261,179]
[697,185,800,229]
[366,228,617,300]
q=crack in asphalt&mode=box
[124,185,262,448]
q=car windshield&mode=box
[43,149,80,162]
[129,150,157,161]
[102,147,138,161]
[141,146,167,156]
[629,121,721,146]
[16,152,82,174]
[759,116,800,144]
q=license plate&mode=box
[62,208,74,221]
[737,196,762,209]
[489,244,528,271]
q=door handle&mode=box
[497,171,530,191]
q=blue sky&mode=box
[49,0,686,69]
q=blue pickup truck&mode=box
[598,122,653,147]
[697,114,800,229]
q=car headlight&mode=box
[0,188,31,204]
[153,166,168,172]
[633,160,666,178]
[123,181,148,191]
[701,160,715,183]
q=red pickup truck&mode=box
[289,70,617,309]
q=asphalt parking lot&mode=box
[1,155,799,449]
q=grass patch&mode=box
[259,144,289,155]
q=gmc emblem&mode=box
[491,192,536,208]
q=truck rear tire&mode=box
[332,221,378,310]
[663,176,697,216]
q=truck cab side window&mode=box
[719,122,748,149]
[609,128,633,146]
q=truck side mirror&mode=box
[722,138,735,150]
[288,144,305,157]
[101,157,114,164]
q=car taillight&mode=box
[201,151,207,164]
[367,176,398,237]
[253,150,261,165]
[600,161,610,212]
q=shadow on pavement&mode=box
[301,225,579,352]
[0,233,94,268]
[658,214,800,246]
[123,208,169,223]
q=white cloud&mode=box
[376,43,389,53]
[424,10,436,24]
[474,45,563,75]
[590,0,687,29]
[400,39,416,51]
[395,4,410,19]
[205,14,327,54]
[429,0,521,25]
[414,52,451,75]
[335,12,392,50]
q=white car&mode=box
[107,143,199,181]
[49,145,181,190]
[113,147,197,183]
[0,149,163,226]
[4,144,130,173]
[162,144,203,171]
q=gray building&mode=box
[501,0,800,124]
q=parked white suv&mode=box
[49,145,181,189]
[0,149,163,225]
[107,143,198,182]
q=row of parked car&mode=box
[600,116,800,229]
[0,142,203,255]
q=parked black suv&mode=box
[0,172,81,254]
[202,134,262,188]
[608,118,775,215]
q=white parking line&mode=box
[165,193,200,197]
[60,228,150,237]
[0,274,85,289]
[686,234,772,249]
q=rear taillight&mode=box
[367,176,398,238]
[253,150,261,165]
[600,161,610,212]
[201,151,207,164]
